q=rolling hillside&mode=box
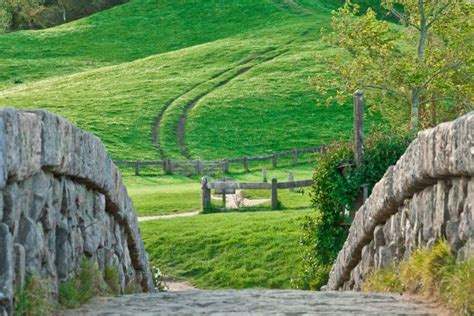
[0,0,380,161]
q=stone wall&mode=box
[0,109,154,315]
[327,112,473,291]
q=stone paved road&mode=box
[66,290,434,315]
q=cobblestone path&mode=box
[66,289,434,315]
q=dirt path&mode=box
[138,210,199,222]
[211,190,270,209]
[65,290,434,315]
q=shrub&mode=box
[362,265,403,293]
[363,240,474,316]
[104,265,121,296]
[14,275,53,316]
[58,259,113,308]
[297,129,411,290]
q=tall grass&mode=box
[363,240,474,315]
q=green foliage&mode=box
[14,275,53,316]
[362,265,404,293]
[141,209,313,289]
[58,259,114,308]
[104,266,121,296]
[297,130,411,290]
[314,0,473,131]
[363,240,474,315]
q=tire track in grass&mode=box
[177,48,289,159]
[154,46,285,159]
[152,48,279,160]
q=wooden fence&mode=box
[201,177,314,210]
[115,145,326,176]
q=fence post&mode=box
[292,149,298,165]
[135,161,140,176]
[196,160,201,174]
[201,176,211,212]
[271,178,278,210]
[163,158,172,173]
[262,169,268,183]
[222,159,229,174]
[354,90,364,167]
[272,153,277,168]
[288,172,294,192]
[222,176,226,208]
[243,157,249,172]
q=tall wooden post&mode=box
[196,160,201,174]
[222,159,229,174]
[353,90,364,167]
[222,177,226,208]
[272,153,277,168]
[201,176,211,212]
[243,157,249,172]
[135,161,140,176]
[262,169,268,183]
[271,178,278,210]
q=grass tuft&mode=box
[58,259,118,308]
[14,275,53,316]
[363,240,473,315]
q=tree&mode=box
[314,0,473,131]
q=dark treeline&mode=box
[0,0,128,33]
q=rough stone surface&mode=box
[0,109,153,315]
[328,113,474,290]
[65,290,432,316]
[0,224,13,316]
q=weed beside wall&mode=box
[297,131,411,290]
[363,240,474,315]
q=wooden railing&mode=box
[201,177,315,210]
[115,145,326,176]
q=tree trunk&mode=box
[411,88,420,131]
[62,7,67,22]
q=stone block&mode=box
[13,243,25,291]
[447,177,468,221]
[17,216,43,274]
[0,223,13,316]
[451,113,474,175]
[373,226,385,249]
[0,116,7,190]
[434,180,450,238]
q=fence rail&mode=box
[202,177,315,211]
[115,145,326,176]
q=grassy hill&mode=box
[0,0,380,161]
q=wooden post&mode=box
[201,176,211,212]
[222,177,226,208]
[222,159,229,174]
[262,169,267,183]
[288,172,294,192]
[271,178,278,210]
[135,161,140,176]
[243,157,249,172]
[196,160,201,174]
[272,153,277,168]
[354,90,364,167]
[292,149,298,165]
[163,158,172,173]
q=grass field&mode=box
[140,208,312,289]
[0,0,381,161]
[124,164,314,216]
